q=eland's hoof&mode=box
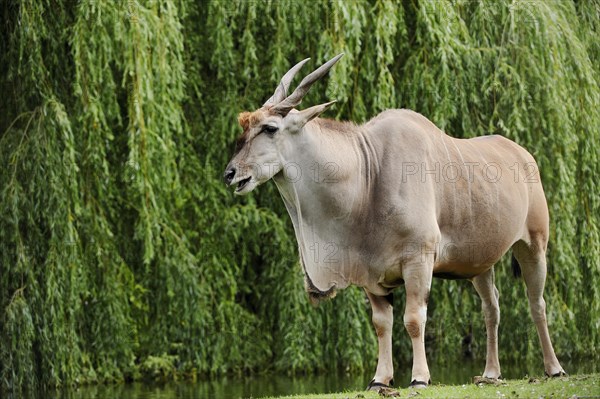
[546,370,567,378]
[409,379,430,388]
[366,378,393,391]
[473,375,503,385]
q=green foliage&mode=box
[1,0,598,393]
[140,353,178,381]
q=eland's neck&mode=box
[274,118,376,224]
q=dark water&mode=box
[41,358,596,399]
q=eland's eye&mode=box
[263,125,278,135]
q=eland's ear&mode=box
[289,101,336,129]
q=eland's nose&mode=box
[224,167,236,185]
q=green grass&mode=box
[264,374,600,398]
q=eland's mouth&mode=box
[235,176,252,192]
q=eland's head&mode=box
[224,54,343,195]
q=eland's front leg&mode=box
[365,291,394,390]
[472,268,502,379]
[403,262,433,387]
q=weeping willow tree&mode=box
[0,0,598,392]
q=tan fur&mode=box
[238,110,264,130]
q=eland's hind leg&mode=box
[513,240,566,377]
[472,268,501,379]
[403,259,434,387]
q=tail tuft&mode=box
[511,254,522,278]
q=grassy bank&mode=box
[265,374,599,398]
